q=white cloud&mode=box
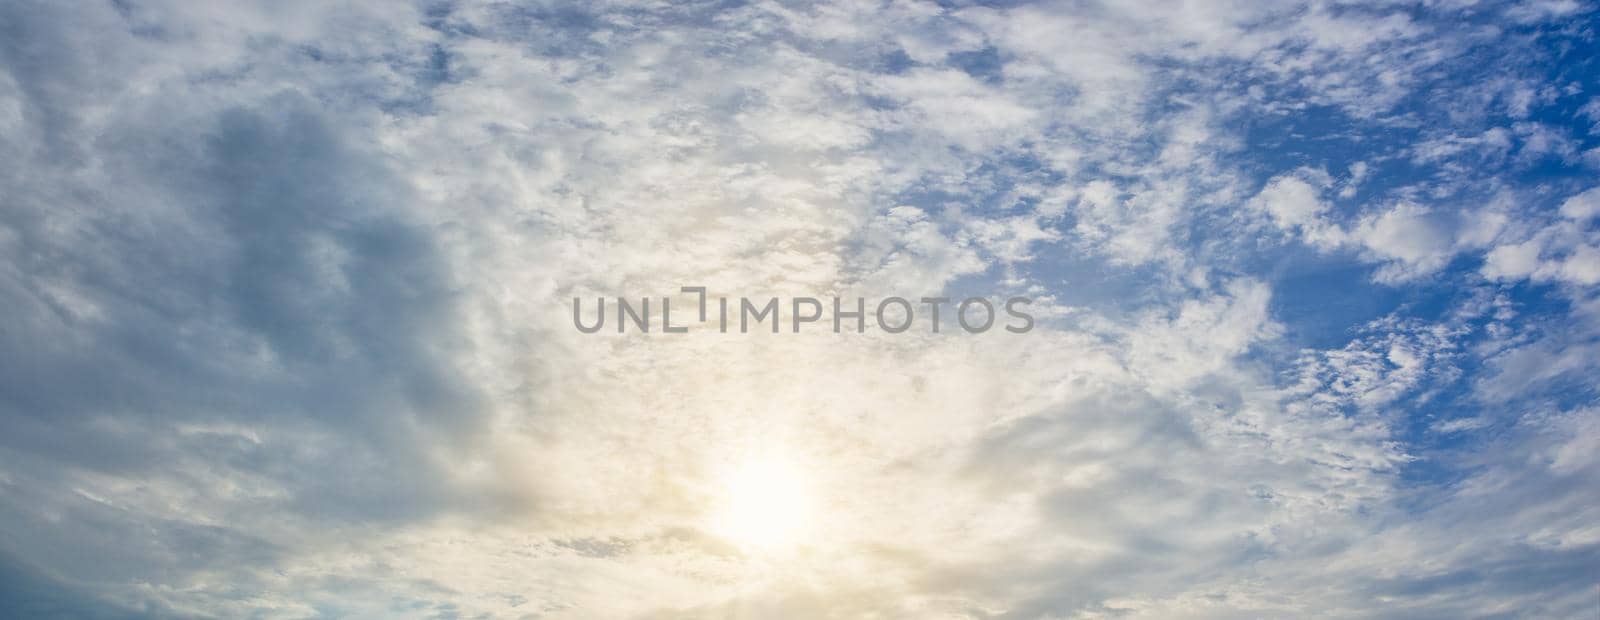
[1250,173,1330,233]
[1351,203,1456,282]
[1480,186,1600,287]
[1558,186,1600,221]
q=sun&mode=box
[710,454,812,552]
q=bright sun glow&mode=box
[710,455,812,552]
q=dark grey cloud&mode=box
[0,549,177,620]
[0,1,494,611]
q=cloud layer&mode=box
[1,0,1597,617]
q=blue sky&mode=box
[1,0,1598,618]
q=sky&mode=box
[1,0,1598,618]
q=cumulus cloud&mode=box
[1482,186,1600,286]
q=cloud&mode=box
[1482,186,1600,287]
[1250,173,1331,233]
[1,0,1597,617]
